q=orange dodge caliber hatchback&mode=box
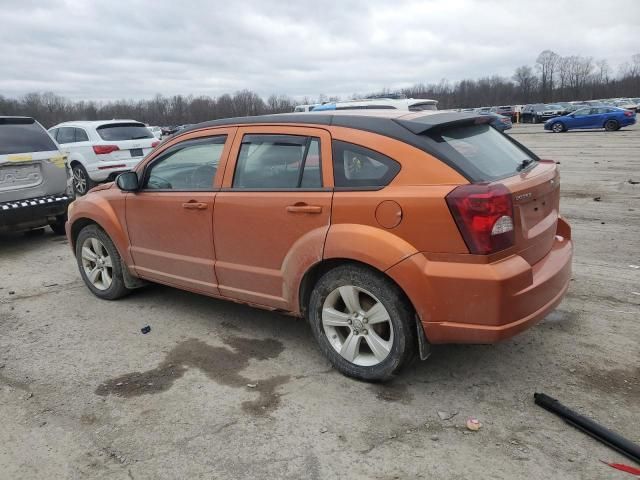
[67,110,573,381]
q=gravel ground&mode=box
[1,122,638,480]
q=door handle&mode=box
[286,204,322,214]
[182,202,208,210]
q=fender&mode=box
[280,225,330,313]
[323,223,418,273]
[67,188,133,267]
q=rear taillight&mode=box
[93,145,120,155]
[151,141,159,148]
[624,111,634,117]
[446,183,515,255]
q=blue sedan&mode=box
[544,106,636,133]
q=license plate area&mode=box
[0,163,42,191]
[130,148,143,157]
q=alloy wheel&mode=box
[73,166,87,195]
[552,122,563,133]
[81,237,113,290]
[322,285,394,366]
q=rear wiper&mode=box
[517,159,534,171]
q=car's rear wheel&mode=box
[604,120,619,132]
[308,264,417,382]
[72,163,95,196]
[75,224,130,300]
[551,122,565,133]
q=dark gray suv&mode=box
[0,117,72,234]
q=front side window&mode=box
[144,136,226,190]
[232,134,321,189]
[572,108,590,117]
[332,141,400,188]
[56,127,76,144]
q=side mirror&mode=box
[116,171,139,192]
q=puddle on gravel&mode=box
[95,337,290,415]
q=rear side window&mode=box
[332,141,400,188]
[409,103,437,112]
[75,128,89,142]
[233,134,322,189]
[426,124,536,181]
[97,123,153,141]
[0,118,58,155]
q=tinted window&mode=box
[75,128,89,142]
[233,135,322,189]
[332,141,400,188]
[56,127,76,144]
[97,123,153,141]
[144,136,226,190]
[49,128,59,140]
[0,118,58,154]
[409,103,437,111]
[426,124,535,181]
[572,108,590,117]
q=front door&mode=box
[213,126,333,309]
[125,132,233,295]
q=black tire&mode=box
[49,214,67,235]
[72,163,95,196]
[551,122,565,133]
[75,224,130,300]
[533,115,539,124]
[604,120,619,132]
[308,264,417,382]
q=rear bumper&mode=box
[88,158,144,182]
[387,217,573,344]
[0,194,71,231]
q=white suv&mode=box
[48,120,159,195]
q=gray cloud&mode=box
[1,0,638,100]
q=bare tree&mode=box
[536,50,560,101]
[512,66,538,103]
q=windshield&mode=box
[0,118,58,155]
[96,123,153,141]
[426,123,536,181]
[545,105,562,109]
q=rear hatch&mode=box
[95,122,157,161]
[0,118,69,203]
[418,119,559,264]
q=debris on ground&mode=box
[466,417,482,431]
[25,392,33,400]
[246,383,257,388]
[600,461,640,476]
[430,435,439,441]
[628,179,640,185]
[593,196,601,202]
[140,325,151,334]
[320,427,328,433]
[43,282,58,287]
[437,410,458,421]
[8,290,15,295]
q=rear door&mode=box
[0,118,68,204]
[125,130,234,294]
[213,126,332,309]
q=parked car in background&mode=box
[544,106,636,132]
[522,104,564,123]
[161,126,179,136]
[610,99,638,113]
[293,104,321,112]
[480,112,512,131]
[49,120,159,195]
[66,110,572,381]
[310,97,438,112]
[476,107,491,114]
[1,117,71,234]
[490,105,515,119]
[148,126,162,139]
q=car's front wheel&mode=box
[551,122,565,133]
[75,224,130,300]
[604,120,619,132]
[72,163,95,196]
[308,264,417,382]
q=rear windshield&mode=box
[426,124,536,181]
[96,123,153,141]
[0,118,58,155]
[409,103,437,111]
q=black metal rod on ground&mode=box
[534,392,640,464]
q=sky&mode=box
[1,0,639,101]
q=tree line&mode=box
[1,51,638,128]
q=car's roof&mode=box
[180,110,487,139]
[51,119,144,128]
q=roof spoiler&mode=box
[394,112,491,134]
